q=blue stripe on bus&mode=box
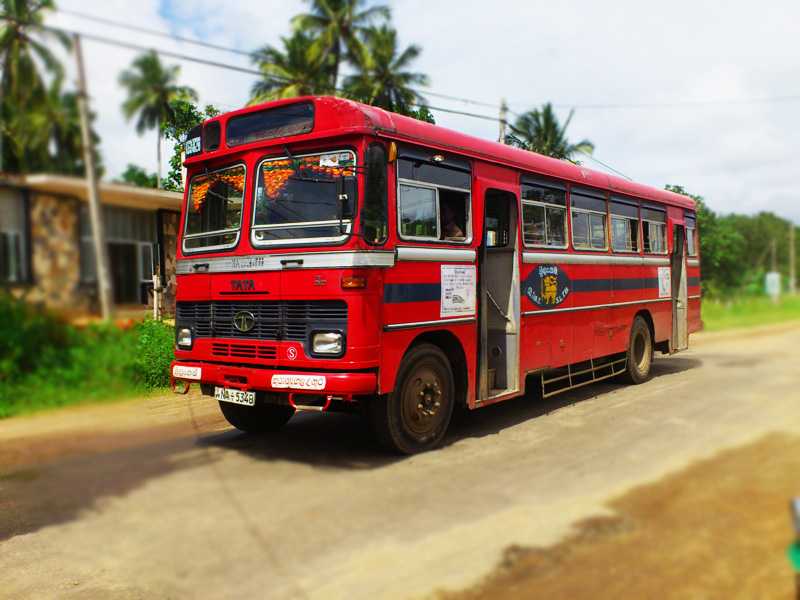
[571,278,660,293]
[384,283,441,303]
[688,276,701,287]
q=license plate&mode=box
[214,387,256,406]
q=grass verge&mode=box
[0,295,174,419]
[701,294,800,332]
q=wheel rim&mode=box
[632,329,650,373]
[400,363,447,438]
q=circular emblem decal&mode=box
[523,264,571,307]
[286,347,298,360]
[232,311,256,333]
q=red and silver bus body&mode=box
[171,96,700,452]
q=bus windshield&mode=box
[252,150,356,245]
[184,164,245,251]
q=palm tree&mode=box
[508,103,594,161]
[119,51,196,188]
[0,0,70,172]
[292,0,390,89]
[344,25,428,114]
[250,30,331,104]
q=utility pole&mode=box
[790,221,797,295]
[498,98,508,144]
[771,239,778,272]
[74,34,113,320]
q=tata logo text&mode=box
[231,279,255,291]
[232,311,256,333]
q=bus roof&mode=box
[193,95,695,211]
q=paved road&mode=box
[2,324,799,599]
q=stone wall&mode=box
[11,192,88,314]
[159,210,180,316]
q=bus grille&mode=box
[176,300,348,343]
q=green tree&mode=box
[161,99,218,192]
[44,83,103,176]
[0,0,70,172]
[117,164,157,188]
[344,25,428,115]
[665,185,747,294]
[292,0,390,89]
[250,31,332,104]
[119,51,196,188]
[507,103,594,161]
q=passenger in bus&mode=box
[441,198,466,240]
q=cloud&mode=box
[47,0,800,223]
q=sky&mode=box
[47,0,800,223]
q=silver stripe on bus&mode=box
[396,246,476,263]
[523,252,670,266]
[687,258,700,267]
[176,250,396,274]
[384,316,476,331]
[688,294,702,300]
[522,297,671,316]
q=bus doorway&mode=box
[478,189,520,400]
[671,224,689,351]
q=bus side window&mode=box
[685,212,697,256]
[439,189,468,241]
[521,179,567,248]
[571,189,607,250]
[610,199,639,253]
[363,144,388,244]
[642,205,667,254]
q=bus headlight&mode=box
[177,327,193,349]
[312,331,342,355]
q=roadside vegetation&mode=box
[701,295,800,332]
[0,295,173,418]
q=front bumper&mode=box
[170,360,378,397]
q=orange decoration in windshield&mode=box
[190,169,245,211]
[261,155,354,199]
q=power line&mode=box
[57,7,254,58]
[53,7,800,113]
[2,15,636,182]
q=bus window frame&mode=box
[250,148,357,249]
[520,180,568,250]
[181,161,247,255]
[570,189,609,252]
[396,175,473,245]
[641,205,668,255]
[609,198,641,254]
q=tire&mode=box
[622,316,654,384]
[218,396,295,433]
[368,343,455,454]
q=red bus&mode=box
[171,96,701,454]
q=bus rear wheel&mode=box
[368,343,454,454]
[622,316,653,384]
[218,398,295,433]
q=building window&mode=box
[0,188,29,284]
[81,206,157,304]
[610,199,640,253]
[521,179,567,248]
[642,205,667,254]
[571,189,607,250]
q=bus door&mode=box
[478,189,521,400]
[671,224,689,351]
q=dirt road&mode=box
[2,324,799,599]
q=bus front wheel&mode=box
[218,398,295,433]
[622,316,654,384]
[368,343,455,454]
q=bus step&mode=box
[540,353,627,399]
